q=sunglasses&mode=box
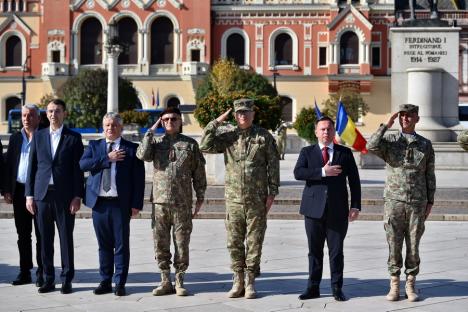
[161,117,179,122]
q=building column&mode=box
[462,45,468,86]
[105,44,122,113]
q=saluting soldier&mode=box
[199,98,280,299]
[367,104,436,302]
[137,107,206,297]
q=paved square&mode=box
[0,219,467,311]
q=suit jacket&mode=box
[79,138,145,211]
[0,140,4,192]
[25,126,84,202]
[294,144,361,222]
[4,132,23,196]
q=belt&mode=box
[98,196,118,201]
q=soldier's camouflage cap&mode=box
[399,104,419,114]
[234,98,255,112]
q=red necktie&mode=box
[322,146,329,166]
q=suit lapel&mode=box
[53,127,66,162]
[45,128,53,161]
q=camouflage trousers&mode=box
[225,201,267,274]
[384,199,426,276]
[152,203,193,272]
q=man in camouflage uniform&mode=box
[137,107,206,296]
[367,104,436,302]
[457,130,468,151]
[199,98,280,299]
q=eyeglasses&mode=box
[236,110,251,115]
[161,117,179,122]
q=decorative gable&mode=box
[327,5,372,31]
[0,14,32,36]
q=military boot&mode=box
[227,271,245,298]
[175,271,188,296]
[386,276,400,301]
[244,272,257,299]
[152,271,174,296]
[405,275,419,302]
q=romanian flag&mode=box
[156,88,160,108]
[151,88,155,107]
[335,101,368,154]
[314,98,323,119]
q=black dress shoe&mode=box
[93,282,112,295]
[60,282,72,294]
[36,275,44,287]
[298,286,320,300]
[38,282,56,293]
[114,285,126,296]
[332,288,347,302]
[11,272,32,286]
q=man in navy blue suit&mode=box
[294,116,361,301]
[26,99,84,294]
[80,112,145,296]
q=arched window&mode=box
[226,33,245,66]
[280,96,293,122]
[5,36,22,67]
[2,1,7,12]
[167,97,180,108]
[340,31,359,65]
[80,18,102,65]
[275,33,292,66]
[19,0,24,11]
[5,96,21,121]
[151,17,174,65]
[118,17,138,65]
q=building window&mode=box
[371,46,381,68]
[2,1,7,12]
[6,36,22,67]
[226,33,245,66]
[167,97,180,108]
[191,49,200,62]
[19,0,24,11]
[340,31,359,65]
[319,46,327,67]
[118,17,138,65]
[80,18,102,65]
[151,17,174,65]
[52,50,61,63]
[280,96,293,122]
[5,96,21,121]
[275,33,292,65]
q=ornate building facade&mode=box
[0,0,467,134]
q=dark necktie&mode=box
[102,142,114,192]
[322,146,329,166]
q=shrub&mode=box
[293,107,318,143]
[120,110,150,127]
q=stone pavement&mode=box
[0,219,467,311]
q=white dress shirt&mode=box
[98,137,121,197]
[318,142,334,177]
[49,125,64,185]
[16,129,32,184]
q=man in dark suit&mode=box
[26,99,84,294]
[80,112,145,296]
[3,104,43,287]
[294,116,361,301]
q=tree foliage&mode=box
[321,90,369,121]
[120,110,150,127]
[62,69,141,129]
[293,107,318,143]
[195,59,280,130]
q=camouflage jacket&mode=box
[366,124,436,204]
[199,120,280,204]
[137,131,207,206]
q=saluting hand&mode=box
[324,162,342,176]
[386,112,399,129]
[150,117,162,132]
[216,108,232,123]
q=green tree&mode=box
[195,59,280,130]
[62,69,141,129]
[293,107,318,143]
[321,90,369,122]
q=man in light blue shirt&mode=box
[3,104,43,287]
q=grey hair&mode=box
[22,104,40,115]
[102,112,123,125]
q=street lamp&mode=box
[271,66,279,92]
[21,55,31,106]
[105,18,122,113]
